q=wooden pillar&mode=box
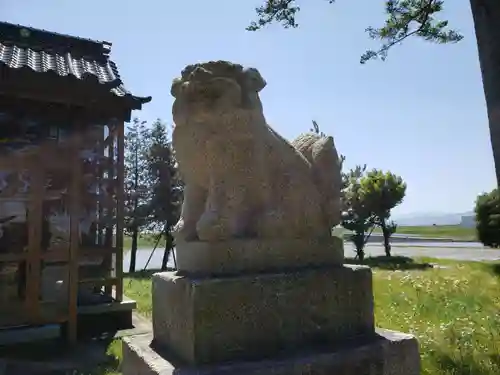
[68,130,82,343]
[103,124,115,296]
[26,158,44,320]
[115,121,125,302]
[97,139,104,247]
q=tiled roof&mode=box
[0,21,151,106]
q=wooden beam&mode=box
[0,71,137,119]
[41,251,69,263]
[115,121,125,302]
[0,253,28,262]
[0,154,68,171]
[67,128,82,344]
[0,95,130,125]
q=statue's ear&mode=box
[171,78,182,98]
[243,67,266,92]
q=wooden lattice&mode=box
[0,121,125,342]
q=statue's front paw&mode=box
[196,211,230,241]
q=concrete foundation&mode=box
[122,329,420,375]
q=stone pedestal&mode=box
[152,265,373,365]
[122,239,420,374]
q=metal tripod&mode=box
[143,226,177,270]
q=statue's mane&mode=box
[180,60,244,82]
[173,60,267,111]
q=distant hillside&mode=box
[392,211,474,227]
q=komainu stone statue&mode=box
[171,60,342,242]
[123,60,420,375]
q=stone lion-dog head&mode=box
[171,61,267,130]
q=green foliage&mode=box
[358,169,406,256]
[342,168,406,258]
[247,0,305,31]
[124,118,150,272]
[362,0,463,63]
[359,169,407,216]
[475,188,500,248]
[124,118,183,271]
[341,168,376,260]
[308,120,373,258]
[142,119,183,270]
[247,0,463,63]
[142,119,182,232]
[124,118,150,235]
[306,121,405,258]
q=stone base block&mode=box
[122,329,420,375]
[175,237,344,276]
[152,265,374,365]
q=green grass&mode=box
[124,270,156,318]
[66,339,123,375]
[99,340,122,375]
[102,258,500,375]
[372,225,477,241]
[371,257,500,374]
[79,272,155,374]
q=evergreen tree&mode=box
[124,118,150,272]
[143,119,182,271]
[341,169,376,261]
[359,169,407,256]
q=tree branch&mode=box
[247,0,463,64]
[361,0,463,63]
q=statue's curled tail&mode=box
[292,133,342,229]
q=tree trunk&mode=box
[470,0,500,186]
[161,232,174,271]
[129,228,138,273]
[380,220,392,257]
[352,233,365,261]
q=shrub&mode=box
[475,188,500,248]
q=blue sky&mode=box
[1,0,495,216]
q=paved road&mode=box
[123,242,500,271]
[345,242,500,262]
